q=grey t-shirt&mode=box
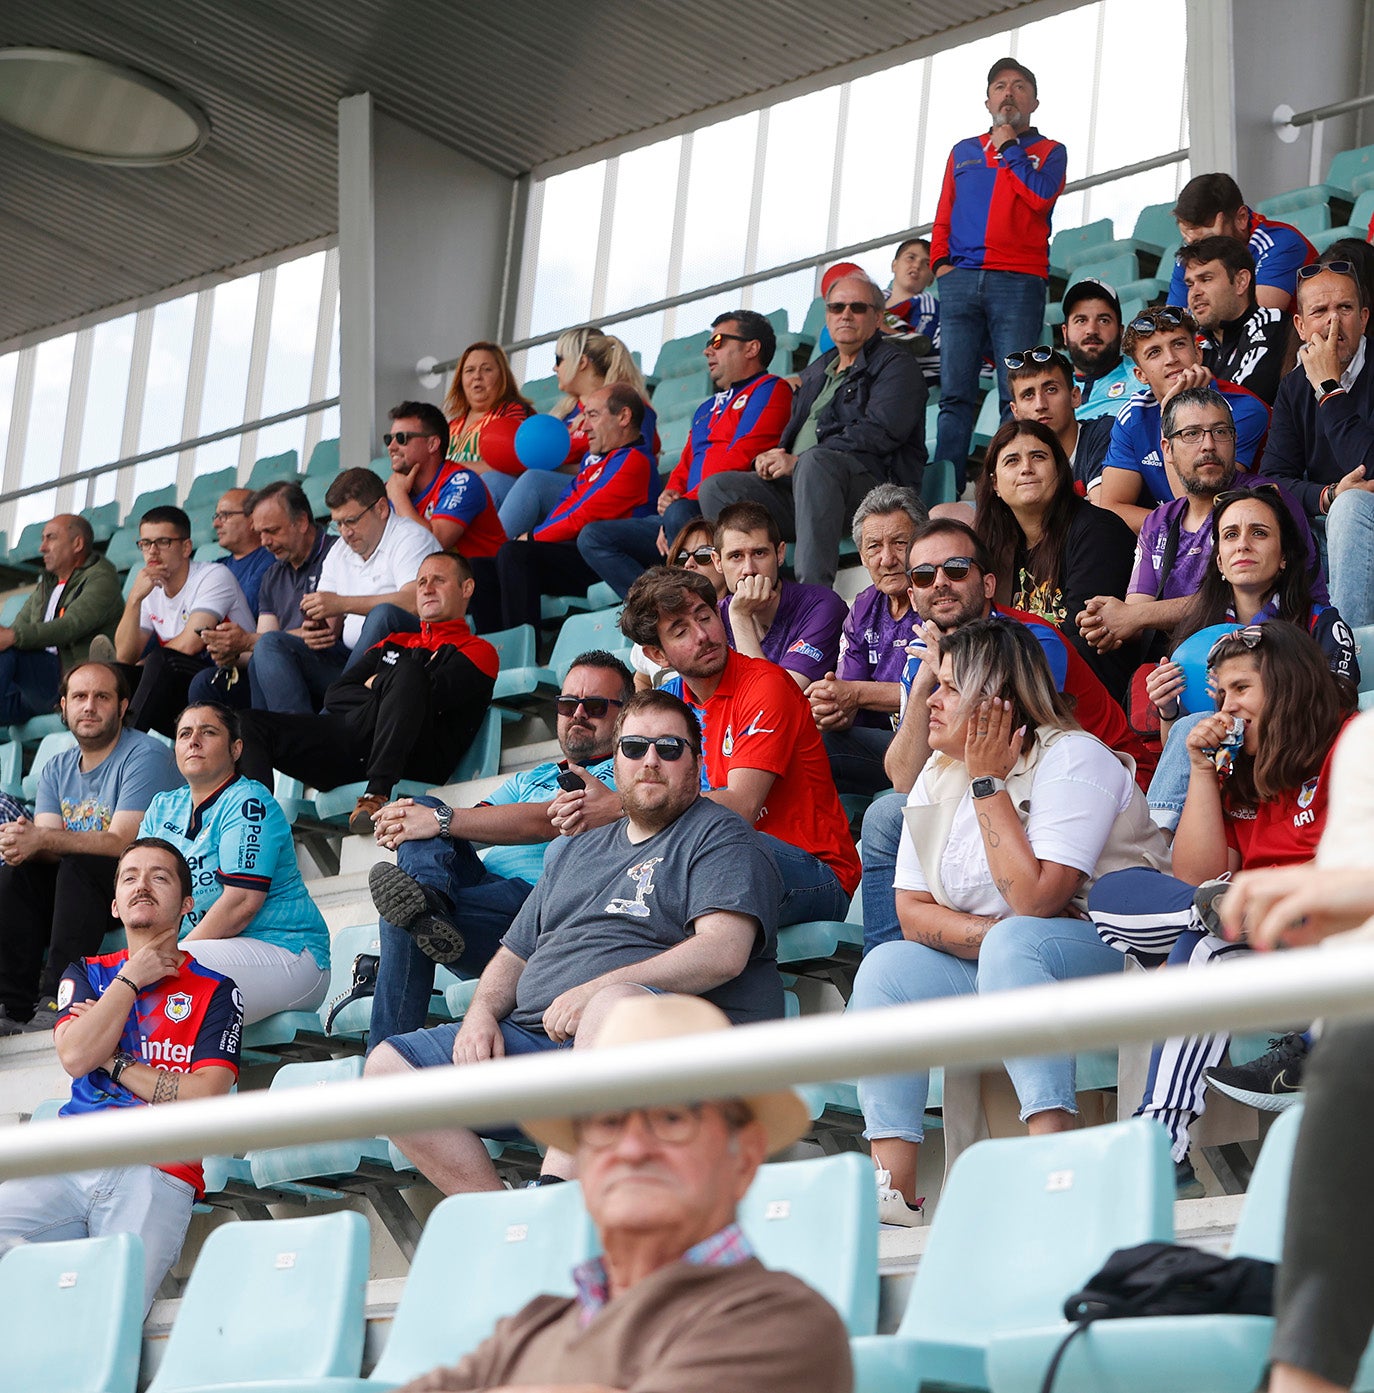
[503,798,784,1028]
[36,729,181,832]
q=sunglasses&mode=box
[908,556,977,587]
[1297,260,1355,280]
[1003,344,1059,370]
[1128,307,1193,335]
[1207,624,1265,667]
[675,545,716,566]
[826,300,877,315]
[383,430,435,446]
[705,332,748,350]
[554,696,625,719]
[617,734,692,761]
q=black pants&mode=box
[1270,1013,1374,1386]
[0,855,119,1017]
[487,541,601,634]
[122,647,213,737]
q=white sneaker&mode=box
[875,1168,924,1227]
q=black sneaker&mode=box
[1205,1033,1307,1113]
[0,1005,24,1038]
[1175,1156,1205,1200]
[22,999,59,1033]
[368,863,465,964]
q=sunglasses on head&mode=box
[1212,483,1283,511]
[675,545,716,566]
[1207,624,1265,668]
[826,299,876,315]
[383,430,434,446]
[908,556,977,587]
[1297,260,1355,281]
[555,696,625,719]
[1129,307,1193,336]
[1003,344,1059,370]
[618,734,691,761]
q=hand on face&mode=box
[963,697,1025,779]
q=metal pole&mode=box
[3,944,1372,1182]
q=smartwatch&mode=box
[1320,378,1342,396]
[433,805,452,839]
[971,776,1007,800]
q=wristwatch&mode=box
[971,776,1007,800]
[1320,378,1342,396]
[109,1050,138,1086]
[432,805,452,839]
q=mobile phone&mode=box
[556,769,586,792]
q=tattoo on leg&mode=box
[152,1070,180,1104]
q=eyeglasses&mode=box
[136,536,188,555]
[554,695,625,719]
[211,509,248,523]
[383,430,435,447]
[1298,260,1355,281]
[908,556,977,588]
[333,505,379,532]
[1128,307,1194,335]
[1207,624,1265,667]
[705,332,748,351]
[573,1104,708,1150]
[617,734,692,761]
[826,300,877,315]
[675,545,717,566]
[1003,344,1060,370]
[1166,423,1238,444]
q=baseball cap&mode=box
[1062,277,1123,320]
[987,57,1037,93]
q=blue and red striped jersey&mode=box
[666,373,794,498]
[1167,211,1317,307]
[533,441,658,543]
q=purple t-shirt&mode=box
[1129,471,1326,602]
[719,582,847,685]
[837,584,920,729]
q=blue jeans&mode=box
[577,517,665,599]
[498,471,571,539]
[247,629,347,713]
[1144,710,1209,833]
[1326,487,1374,628]
[480,470,516,509]
[0,648,61,724]
[342,604,422,675]
[934,267,1048,486]
[759,832,851,926]
[850,916,1122,1143]
[369,797,535,1047]
[859,791,905,955]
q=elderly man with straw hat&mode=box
[397,993,852,1393]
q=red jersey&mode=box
[1224,723,1346,869]
[412,462,507,559]
[446,400,533,478]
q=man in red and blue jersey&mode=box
[1166,172,1317,313]
[931,57,1067,488]
[577,313,793,598]
[0,838,240,1313]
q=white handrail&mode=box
[3,944,1372,1181]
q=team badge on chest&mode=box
[164,991,193,1023]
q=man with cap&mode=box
[1062,278,1135,419]
[931,57,1067,488]
[394,993,851,1393]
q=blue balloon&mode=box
[1174,623,1242,716]
[514,414,571,471]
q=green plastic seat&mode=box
[183,466,239,513]
[0,1231,144,1393]
[652,368,711,416]
[850,1118,1174,1392]
[522,374,561,414]
[1050,219,1115,275]
[1133,201,1179,254]
[245,449,300,492]
[124,484,177,527]
[498,607,631,697]
[921,459,958,508]
[972,387,1004,450]
[1286,202,1332,239]
[653,329,712,380]
[483,624,536,699]
[0,592,26,625]
[306,437,341,477]
[1325,142,1374,199]
[1257,186,1332,219]
[85,499,122,546]
[147,1211,369,1391]
[103,527,142,575]
[9,520,45,564]
[1069,251,1140,291]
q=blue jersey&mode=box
[479,756,617,884]
[1101,382,1271,506]
[1075,360,1137,420]
[140,777,329,970]
[1167,211,1316,308]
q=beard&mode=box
[1066,338,1121,375]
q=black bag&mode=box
[1038,1242,1275,1393]
[324,953,379,1034]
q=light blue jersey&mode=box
[481,756,616,884]
[140,777,329,971]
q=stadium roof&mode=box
[0,0,1074,345]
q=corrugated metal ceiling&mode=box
[0,0,1043,344]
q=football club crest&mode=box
[722,724,734,757]
[58,979,74,1010]
[732,393,750,411]
[1108,381,1126,398]
[1297,777,1319,810]
[165,991,192,1023]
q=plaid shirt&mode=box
[572,1222,754,1327]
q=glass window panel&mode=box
[677,111,759,293]
[527,162,607,336]
[139,295,196,454]
[188,436,240,484]
[14,488,56,536]
[78,314,136,473]
[130,454,177,501]
[91,468,118,509]
[20,333,76,487]
[0,351,17,468]
[200,272,259,437]
[1092,0,1186,170]
[1090,161,1191,243]
[754,87,842,271]
[1014,6,1099,182]
[250,416,306,468]
[261,250,326,417]
[604,137,682,314]
[835,61,923,246]
[603,313,664,387]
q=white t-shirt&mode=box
[42,579,67,654]
[140,561,255,645]
[894,733,1137,917]
[316,512,440,648]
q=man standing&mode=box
[931,58,1066,485]
[1006,346,1114,491]
[364,690,786,1194]
[0,661,179,1033]
[237,552,498,835]
[1062,278,1135,419]
[713,502,847,691]
[1180,236,1289,405]
[365,651,632,1044]
[208,488,273,616]
[0,514,121,724]
[700,274,927,587]
[391,994,850,1393]
[0,838,241,1315]
[578,312,793,598]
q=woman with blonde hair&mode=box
[442,341,534,508]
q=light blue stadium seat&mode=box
[499,607,632,698]
[564,580,620,614]
[9,520,45,564]
[1050,219,1114,275]
[797,295,828,356]
[653,329,712,380]
[85,498,122,546]
[124,484,177,527]
[739,1152,879,1337]
[922,459,958,508]
[9,712,77,749]
[0,591,26,625]
[776,887,864,989]
[1354,625,1374,693]
[0,1231,144,1393]
[306,436,341,477]
[1325,143,1374,199]
[985,1106,1305,1393]
[245,449,301,493]
[1133,201,1178,254]
[522,374,561,414]
[450,703,507,782]
[1286,202,1333,239]
[1257,186,1332,219]
[104,527,142,575]
[302,470,333,517]
[483,623,536,698]
[1061,237,1149,277]
[183,465,239,513]
[850,1118,1174,1393]
[1314,188,1374,251]
[21,730,77,803]
[653,368,712,416]
[659,411,692,466]
[1070,252,1140,291]
[972,388,1004,450]
[148,1210,369,1392]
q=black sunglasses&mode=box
[1003,344,1060,370]
[555,696,625,719]
[908,556,977,587]
[383,430,435,446]
[1207,624,1265,667]
[675,545,716,566]
[1129,307,1193,335]
[826,300,877,315]
[1297,260,1355,281]
[706,332,748,350]
[618,735,692,761]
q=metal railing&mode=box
[1274,93,1374,185]
[421,148,1191,381]
[2,940,1371,1182]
